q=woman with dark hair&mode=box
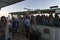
[0,16,9,40]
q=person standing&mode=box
[0,16,9,40]
[53,14,59,27]
[48,14,54,26]
[12,17,19,37]
[24,16,30,38]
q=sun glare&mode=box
[0,11,9,17]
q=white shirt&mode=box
[24,19,30,26]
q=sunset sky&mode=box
[0,0,60,17]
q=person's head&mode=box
[43,15,45,17]
[55,13,59,18]
[49,14,53,18]
[1,16,7,22]
[25,16,30,19]
[45,15,48,18]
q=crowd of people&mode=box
[0,15,32,40]
[0,13,60,40]
[0,16,19,40]
[31,13,60,27]
[19,13,60,40]
[20,16,41,40]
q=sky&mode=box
[0,0,60,17]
